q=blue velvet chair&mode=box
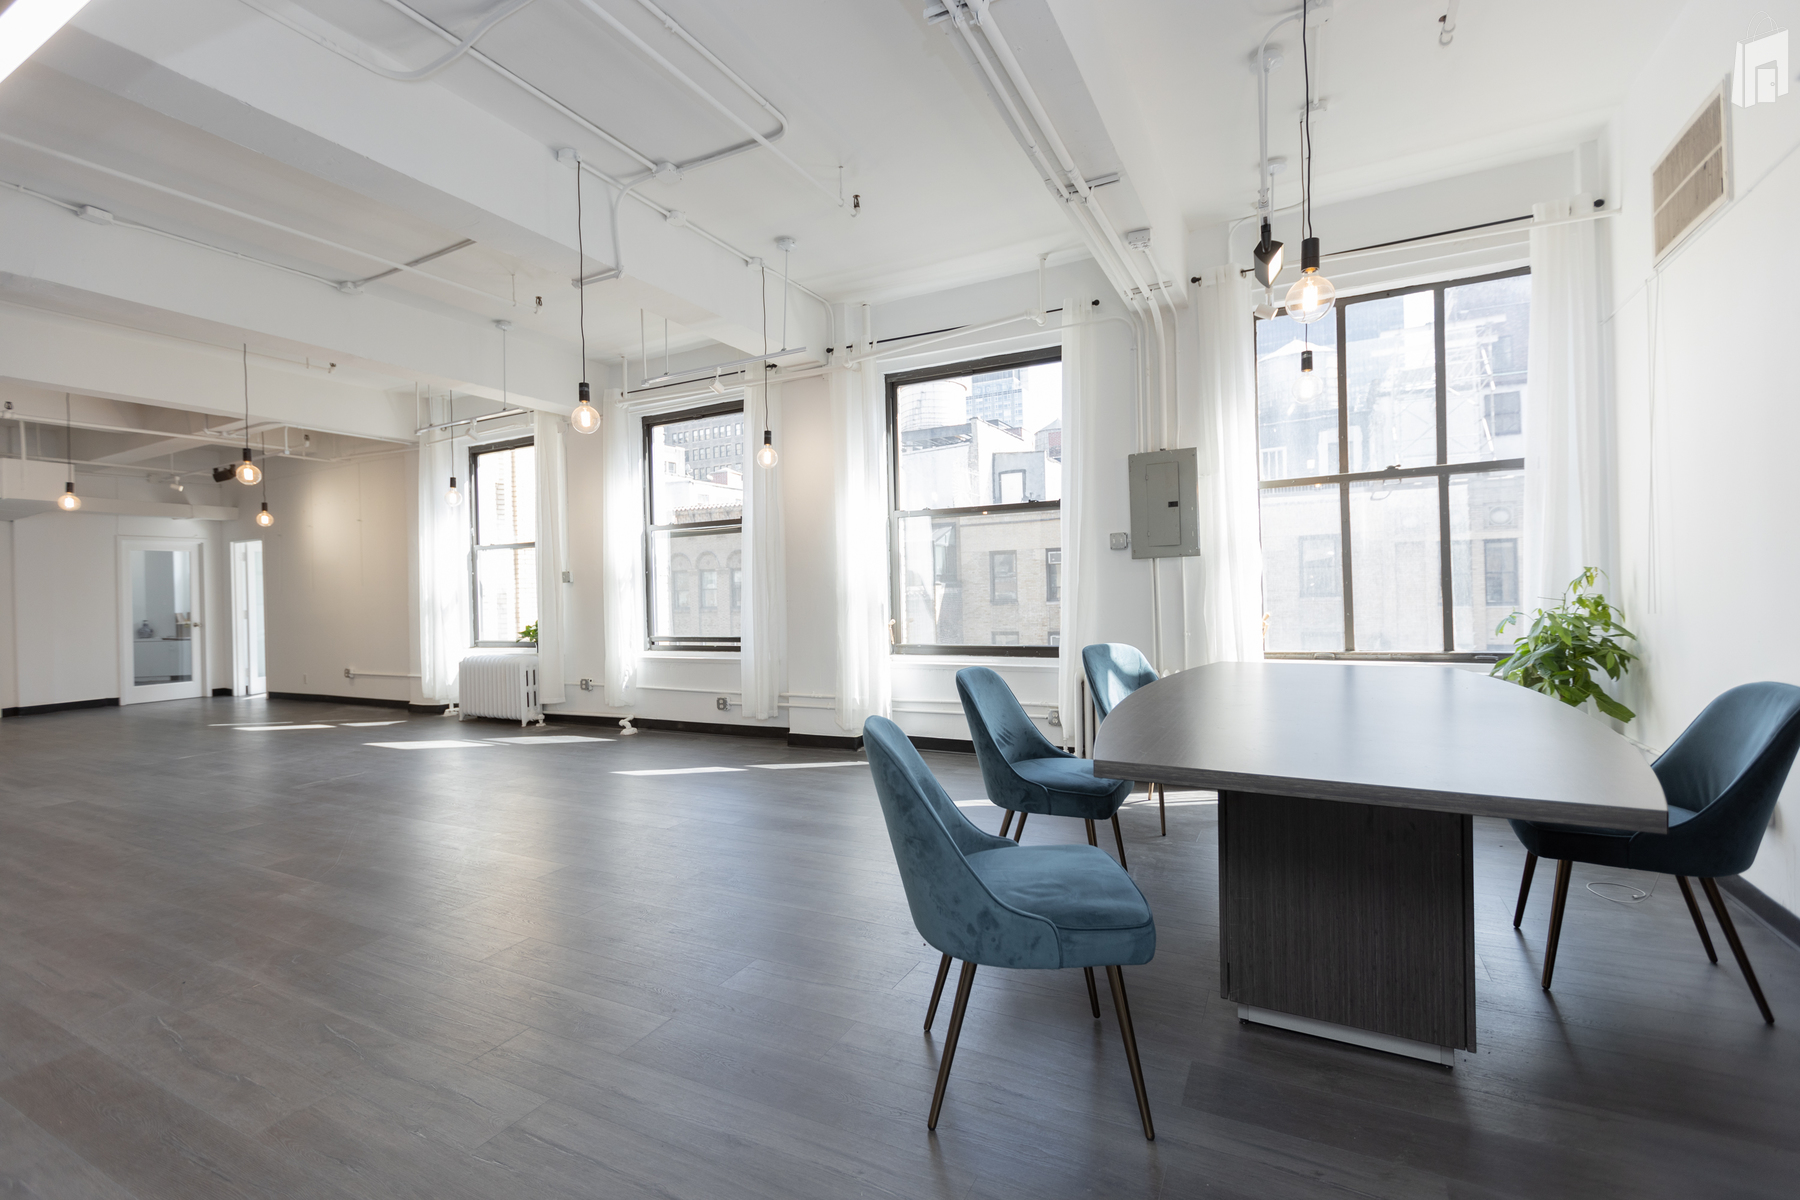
[864,715,1156,1138]
[1082,643,1167,835]
[1512,682,1800,1023]
[956,666,1136,866]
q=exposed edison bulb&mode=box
[571,380,600,435]
[1285,270,1336,324]
[235,452,262,485]
[445,476,463,507]
[256,502,275,528]
[755,431,778,469]
[57,483,81,511]
[1296,348,1323,400]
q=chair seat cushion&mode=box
[1509,806,1700,871]
[1010,757,1134,819]
[966,844,1155,969]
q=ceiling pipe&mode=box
[0,131,516,307]
[569,0,841,207]
[235,0,541,84]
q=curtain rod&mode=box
[1238,207,1615,277]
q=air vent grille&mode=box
[1652,86,1730,262]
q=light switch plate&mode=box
[1127,448,1200,559]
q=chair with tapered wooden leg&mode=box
[958,667,1135,867]
[1509,682,1800,1022]
[1083,643,1167,836]
[867,716,1156,1139]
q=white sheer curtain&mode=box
[1184,268,1267,667]
[741,380,786,720]
[1525,195,1613,607]
[1057,297,1102,731]
[417,420,469,705]
[830,354,891,731]
[532,410,569,704]
[601,387,643,709]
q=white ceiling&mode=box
[0,0,1696,404]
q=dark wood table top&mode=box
[1093,662,1667,832]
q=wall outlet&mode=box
[716,696,729,711]
[1047,707,1060,727]
[579,678,593,691]
[1110,532,1130,551]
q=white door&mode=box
[230,540,267,696]
[119,536,207,705]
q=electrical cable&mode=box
[576,164,587,390]
[1301,2,1313,243]
[1587,877,1659,905]
[236,0,541,83]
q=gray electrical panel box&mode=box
[1127,448,1200,560]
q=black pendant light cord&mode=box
[1301,2,1314,242]
[65,392,72,480]
[760,261,769,433]
[576,164,587,386]
[243,344,252,454]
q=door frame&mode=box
[229,539,266,697]
[118,535,208,706]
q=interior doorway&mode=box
[230,540,267,697]
[118,536,207,706]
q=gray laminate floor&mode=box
[2,697,1798,1199]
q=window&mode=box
[989,550,1017,603]
[890,350,1062,655]
[1485,537,1519,607]
[646,403,743,649]
[1255,268,1529,658]
[471,439,537,645]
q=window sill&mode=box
[640,649,740,660]
[1263,652,1502,664]
[890,652,1060,667]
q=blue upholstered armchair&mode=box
[1512,681,1800,1023]
[1082,643,1166,835]
[956,666,1136,865]
[864,715,1156,1138]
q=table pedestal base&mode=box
[1219,791,1477,1053]
[1238,1005,1457,1066]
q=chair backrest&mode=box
[1083,643,1158,720]
[956,666,1065,767]
[1652,682,1800,871]
[863,717,1055,965]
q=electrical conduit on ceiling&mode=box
[0,131,514,305]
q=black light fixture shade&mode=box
[212,464,236,483]
[1301,349,1314,374]
[1301,236,1320,274]
[1253,220,1285,288]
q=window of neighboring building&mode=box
[889,350,1062,656]
[471,438,538,646]
[1255,268,1529,659]
[645,402,743,649]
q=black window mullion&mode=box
[1335,300,1355,652]
[1434,287,1454,653]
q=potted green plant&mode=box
[518,622,538,644]
[1490,568,1638,723]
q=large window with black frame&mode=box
[471,437,538,646]
[889,350,1063,655]
[1255,267,1528,658]
[644,401,745,650]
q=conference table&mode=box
[1092,662,1667,1064]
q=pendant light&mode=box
[1296,344,1323,401]
[1284,3,1335,325]
[235,345,263,484]
[255,431,274,526]
[755,253,778,469]
[444,393,463,507]
[569,158,601,436]
[56,392,80,510]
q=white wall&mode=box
[5,508,230,709]
[218,450,418,706]
[1606,0,1800,915]
[0,521,14,713]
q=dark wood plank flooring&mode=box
[2,697,1798,1198]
